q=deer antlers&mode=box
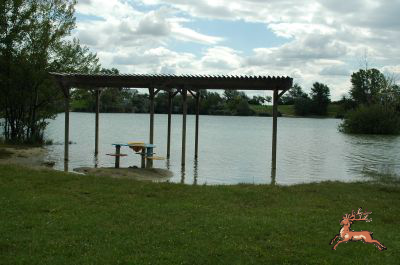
[344,207,372,222]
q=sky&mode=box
[74,0,400,100]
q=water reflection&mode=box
[270,166,276,186]
[93,155,99,168]
[45,113,400,185]
[64,160,68,172]
[193,159,199,185]
[180,165,185,184]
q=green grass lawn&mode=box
[1,165,399,264]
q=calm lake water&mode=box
[43,113,400,185]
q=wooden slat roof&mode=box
[50,72,293,90]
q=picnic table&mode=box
[107,142,163,168]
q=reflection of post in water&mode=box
[64,160,69,172]
[93,154,99,168]
[181,165,185,184]
[193,158,198,185]
[270,166,277,185]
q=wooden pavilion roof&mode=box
[50,73,293,91]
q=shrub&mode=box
[339,104,400,134]
[294,97,313,116]
[235,99,254,116]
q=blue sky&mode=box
[74,0,400,100]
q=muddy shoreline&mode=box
[0,145,173,181]
[74,167,173,182]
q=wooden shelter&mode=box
[50,73,293,176]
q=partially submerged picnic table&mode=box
[107,142,164,168]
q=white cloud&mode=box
[73,0,400,100]
[170,23,223,45]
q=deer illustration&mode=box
[330,207,387,251]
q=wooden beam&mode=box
[181,88,187,166]
[50,73,293,91]
[167,91,172,158]
[64,86,70,165]
[195,90,200,158]
[172,90,180,98]
[188,89,197,98]
[278,88,289,99]
[271,89,278,176]
[148,88,155,168]
[149,88,155,144]
[95,89,100,155]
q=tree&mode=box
[279,84,307,105]
[350,68,387,106]
[340,68,400,135]
[200,92,224,114]
[0,0,100,143]
[294,96,312,116]
[248,95,271,105]
[310,82,331,115]
[235,98,253,116]
[339,104,400,135]
[223,89,248,101]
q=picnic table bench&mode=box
[107,143,163,168]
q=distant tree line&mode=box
[279,82,331,116]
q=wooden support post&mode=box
[181,88,187,166]
[149,88,155,144]
[146,146,154,169]
[271,89,278,176]
[141,148,146,168]
[167,91,172,158]
[95,89,100,155]
[64,87,70,164]
[115,145,121,168]
[195,90,200,158]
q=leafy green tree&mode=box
[379,81,400,111]
[294,96,312,116]
[279,84,308,105]
[200,92,224,115]
[287,84,315,116]
[154,91,169,114]
[235,98,253,116]
[310,82,331,115]
[1,0,75,142]
[340,104,400,134]
[350,68,387,106]
[340,68,400,135]
[248,95,271,105]
[0,0,100,143]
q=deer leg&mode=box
[364,239,386,251]
[332,239,346,250]
[330,235,339,245]
[373,238,387,250]
[380,242,387,250]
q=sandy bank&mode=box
[74,167,173,182]
[0,146,54,168]
[0,145,173,182]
